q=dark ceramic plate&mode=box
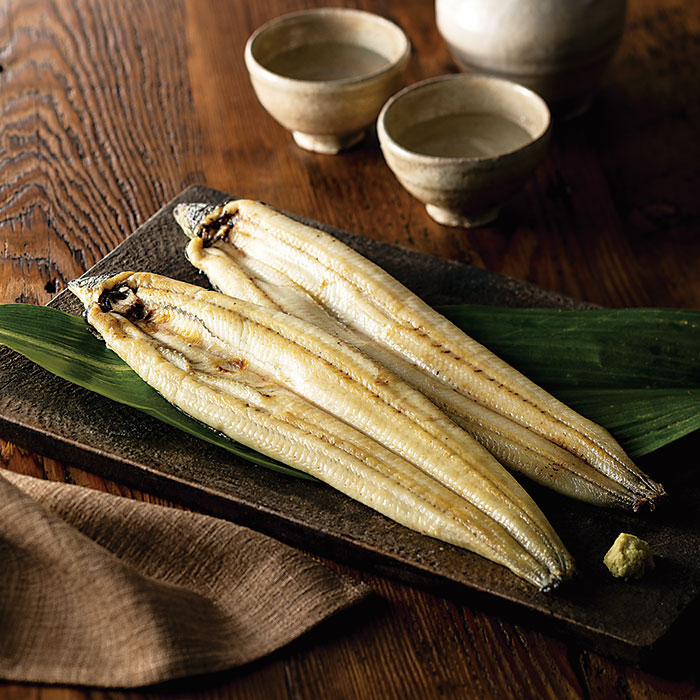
[0,185,697,664]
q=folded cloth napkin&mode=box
[0,468,369,687]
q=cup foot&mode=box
[292,130,365,154]
[425,203,500,228]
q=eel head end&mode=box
[68,274,114,307]
[174,202,216,239]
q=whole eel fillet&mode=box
[69,271,574,591]
[174,199,666,511]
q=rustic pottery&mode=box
[244,8,410,154]
[377,74,551,228]
[435,0,627,116]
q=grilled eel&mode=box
[70,271,574,590]
[174,199,665,511]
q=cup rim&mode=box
[244,7,411,89]
[377,73,552,164]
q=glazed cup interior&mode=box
[380,74,550,160]
[248,9,410,84]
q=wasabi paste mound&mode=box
[603,533,654,580]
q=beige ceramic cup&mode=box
[377,74,551,227]
[245,8,411,154]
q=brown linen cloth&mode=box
[0,468,370,687]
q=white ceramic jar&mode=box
[435,0,627,116]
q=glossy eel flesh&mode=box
[174,199,665,511]
[69,271,574,591]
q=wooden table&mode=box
[1,0,699,697]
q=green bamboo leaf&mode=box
[0,304,313,480]
[553,388,700,458]
[440,306,700,390]
[439,305,700,456]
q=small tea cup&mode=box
[377,74,551,227]
[245,8,411,154]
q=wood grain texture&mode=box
[0,0,201,307]
[1,0,699,698]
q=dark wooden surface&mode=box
[1,0,699,698]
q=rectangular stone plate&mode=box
[1,185,697,665]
